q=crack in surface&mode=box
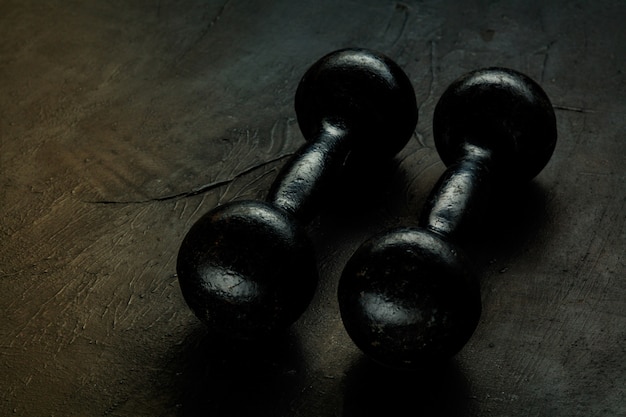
[87,152,293,205]
[174,0,232,64]
[540,40,557,83]
[553,105,596,113]
[196,0,231,48]
[383,2,410,47]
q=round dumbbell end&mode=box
[434,67,557,182]
[295,48,418,159]
[338,228,481,369]
[176,200,317,340]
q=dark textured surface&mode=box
[1,1,625,416]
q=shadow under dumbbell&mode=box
[342,355,473,417]
[317,153,416,232]
[463,179,555,269]
[166,325,307,417]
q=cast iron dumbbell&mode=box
[338,67,557,368]
[177,48,418,340]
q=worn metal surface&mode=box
[1,0,624,416]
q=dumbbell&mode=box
[176,48,418,340]
[338,67,557,368]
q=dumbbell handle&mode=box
[267,124,349,223]
[419,143,493,241]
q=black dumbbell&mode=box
[338,67,557,368]
[176,48,418,340]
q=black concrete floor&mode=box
[1,1,625,416]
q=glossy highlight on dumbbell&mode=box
[176,48,418,340]
[338,67,557,368]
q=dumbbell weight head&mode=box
[177,200,316,340]
[433,67,557,182]
[339,228,480,369]
[295,48,418,159]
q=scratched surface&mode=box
[1,0,625,416]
